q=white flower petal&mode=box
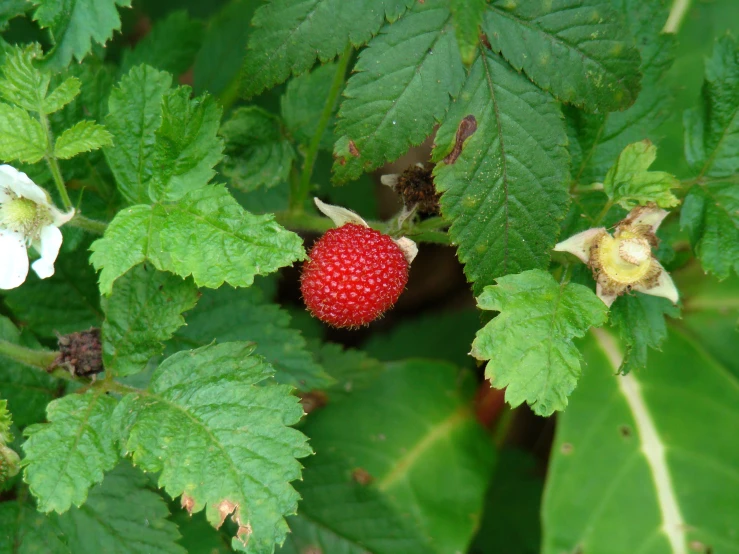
[596,282,618,308]
[554,227,605,264]
[314,197,369,228]
[625,205,669,234]
[0,228,29,289]
[0,165,49,206]
[51,206,75,226]
[31,225,63,279]
[380,174,400,188]
[634,261,679,304]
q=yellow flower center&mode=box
[0,195,51,238]
[595,230,653,285]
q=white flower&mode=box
[0,165,74,290]
[554,204,679,307]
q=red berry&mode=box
[300,224,409,328]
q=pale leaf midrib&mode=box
[591,328,687,554]
[376,406,470,492]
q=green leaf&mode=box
[602,141,679,209]
[102,265,199,378]
[54,463,186,553]
[54,120,113,159]
[0,497,68,553]
[432,49,570,294]
[148,86,223,202]
[2,241,102,337]
[680,183,739,280]
[90,184,306,295]
[485,0,641,112]
[281,62,340,151]
[0,43,48,112]
[22,390,119,513]
[31,0,132,69]
[684,35,739,178]
[313,342,385,402]
[43,76,81,115]
[333,0,465,182]
[363,309,480,369]
[121,10,203,76]
[0,400,20,483]
[304,359,495,554]
[0,465,186,553]
[171,285,333,391]
[220,106,294,192]
[471,269,609,416]
[450,0,486,66]
[567,0,675,184]
[279,453,431,554]
[469,449,543,554]
[193,0,258,99]
[0,103,48,163]
[104,65,173,205]
[0,1,27,31]
[241,0,415,98]
[114,342,311,553]
[0,317,60,428]
[609,293,680,375]
[543,328,739,553]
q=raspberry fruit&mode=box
[300,224,409,328]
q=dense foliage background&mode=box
[0,0,738,553]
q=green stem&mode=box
[69,214,108,235]
[0,339,57,370]
[663,0,692,34]
[593,200,614,227]
[291,43,353,211]
[39,111,73,211]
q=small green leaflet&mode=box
[471,270,608,416]
[220,106,295,192]
[172,285,334,392]
[0,464,186,553]
[22,391,119,513]
[113,342,311,553]
[432,48,570,294]
[333,0,465,183]
[602,141,679,209]
[0,43,48,112]
[43,76,82,115]
[313,342,385,401]
[241,0,415,98]
[102,265,199,377]
[303,360,495,553]
[0,400,20,483]
[54,120,113,159]
[451,0,486,66]
[90,184,306,295]
[31,0,132,69]
[149,86,223,202]
[485,0,642,112]
[120,10,204,76]
[609,293,680,375]
[281,62,341,151]
[104,65,173,205]
[681,183,739,280]
[279,453,430,554]
[543,329,739,553]
[566,0,675,184]
[684,35,739,178]
[0,103,47,163]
